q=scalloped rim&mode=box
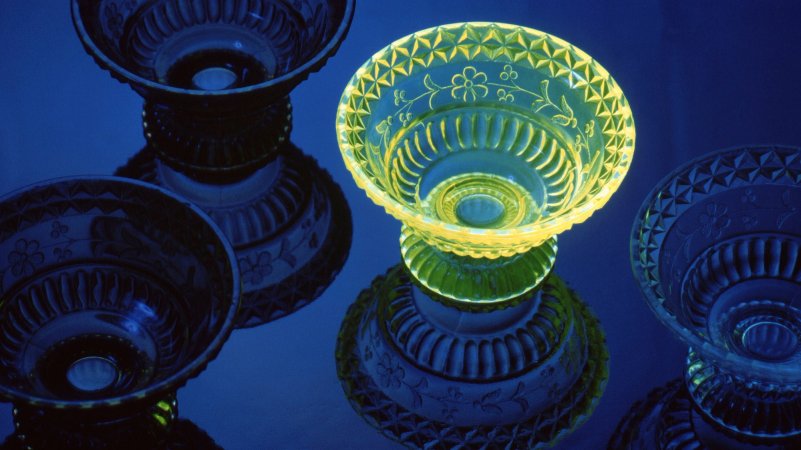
[70,0,355,99]
[0,176,241,411]
[631,144,801,383]
[336,22,635,253]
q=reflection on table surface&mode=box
[1,1,801,448]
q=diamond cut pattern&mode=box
[635,146,801,308]
[337,22,635,256]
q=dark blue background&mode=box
[2,1,801,448]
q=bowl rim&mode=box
[630,144,801,381]
[0,175,241,410]
[70,0,356,98]
[335,21,635,251]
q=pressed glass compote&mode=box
[71,0,355,327]
[335,22,634,447]
[0,177,239,449]
[629,145,801,449]
[337,21,634,304]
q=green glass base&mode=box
[401,226,557,306]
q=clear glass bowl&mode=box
[337,22,635,260]
[0,177,240,413]
[632,145,801,439]
[71,0,355,106]
[72,0,355,183]
[632,145,801,383]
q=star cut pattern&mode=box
[341,23,633,199]
[634,146,801,309]
[337,22,635,249]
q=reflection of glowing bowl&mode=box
[337,22,635,303]
[0,178,239,427]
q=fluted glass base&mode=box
[336,264,608,448]
[686,348,801,440]
[401,227,557,307]
[609,379,801,450]
[116,144,352,328]
[142,97,292,183]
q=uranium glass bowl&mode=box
[632,146,801,383]
[0,177,240,411]
[337,22,635,259]
[71,0,354,106]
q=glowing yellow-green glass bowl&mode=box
[337,22,634,260]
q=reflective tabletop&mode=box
[1,1,801,448]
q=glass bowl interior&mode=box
[632,146,801,382]
[72,0,354,101]
[0,177,239,409]
[337,22,635,258]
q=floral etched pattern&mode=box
[376,353,405,389]
[375,64,596,164]
[239,251,273,285]
[450,67,488,102]
[50,221,69,239]
[53,247,73,262]
[361,321,561,420]
[473,389,504,415]
[664,184,801,293]
[8,239,44,277]
[741,189,757,205]
[698,203,731,238]
[487,75,593,158]
[441,405,458,423]
[337,263,609,448]
[237,233,315,288]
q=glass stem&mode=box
[410,281,541,334]
[143,96,292,183]
[157,154,284,209]
[401,225,557,308]
[685,348,801,441]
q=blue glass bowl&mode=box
[0,177,240,414]
[632,145,801,438]
[71,0,355,107]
